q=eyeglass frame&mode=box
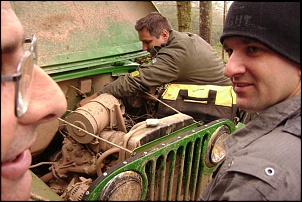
[1,34,37,118]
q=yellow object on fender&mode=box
[158,83,238,123]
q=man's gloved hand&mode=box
[77,92,99,108]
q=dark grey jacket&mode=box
[201,95,301,201]
[102,30,231,98]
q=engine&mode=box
[30,93,180,200]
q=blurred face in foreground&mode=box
[223,37,301,113]
[1,1,67,200]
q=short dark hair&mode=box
[135,12,172,38]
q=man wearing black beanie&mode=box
[200,2,300,201]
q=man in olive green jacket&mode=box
[79,12,230,106]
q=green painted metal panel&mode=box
[50,62,139,82]
[30,171,63,201]
[11,1,157,79]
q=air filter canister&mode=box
[65,93,120,144]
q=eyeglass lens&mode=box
[16,36,36,117]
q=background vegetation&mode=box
[152,1,233,61]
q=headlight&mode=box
[99,171,143,201]
[205,125,231,167]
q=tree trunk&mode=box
[221,1,227,60]
[199,1,212,44]
[177,1,192,32]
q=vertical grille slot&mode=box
[190,137,202,199]
[166,150,176,200]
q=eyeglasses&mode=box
[1,34,37,117]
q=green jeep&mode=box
[11,1,239,201]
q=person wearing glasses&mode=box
[200,2,300,201]
[1,1,67,200]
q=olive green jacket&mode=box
[102,30,231,98]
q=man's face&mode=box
[1,0,24,169]
[1,1,67,200]
[1,2,33,200]
[223,37,301,112]
[138,27,168,53]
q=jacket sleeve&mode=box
[102,51,180,98]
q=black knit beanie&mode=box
[220,2,300,65]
